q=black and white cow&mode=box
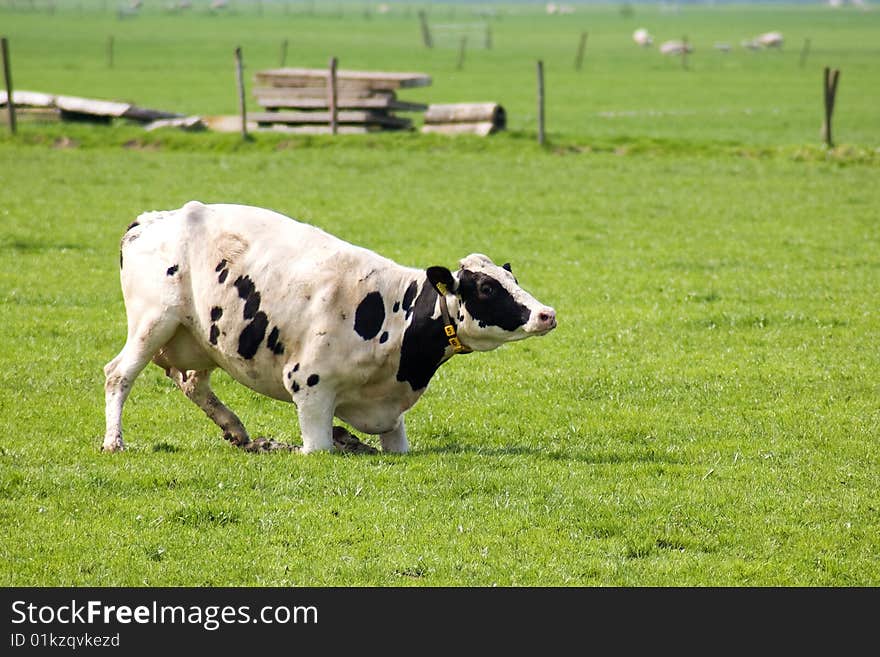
[103,201,557,454]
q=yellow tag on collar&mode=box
[435,282,448,296]
[444,325,456,337]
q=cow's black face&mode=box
[452,254,556,352]
[458,270,531,331]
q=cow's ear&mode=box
[426,266,458,295]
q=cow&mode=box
[103,201,557,455]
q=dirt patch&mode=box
[52,136,79,149]
[122,139,161,151]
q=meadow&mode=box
[0,2,878,586]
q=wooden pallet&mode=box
[253,88,427,113]
[252,67,429,133]
[250,110,412,130]
[255,68,432,91]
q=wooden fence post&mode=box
[328,56,338,135]
[456,36,467,71]
[575,31,587,71]
[536,60,545,146]
[234,46,248,140]
[1,37,15,135]
[799,38,811,69]
[418,10,433,48]
[822,66,841,148]
[279,38,288,67]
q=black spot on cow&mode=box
[166,264,179,276]
[266,326,284,355]
[354,291,385,341]
[233,275,254,299]
[397,280,449,391]
[243,291,261,320]
[401,280,418,319]
[218,269,229,284]
[379,331,389,344]
[125,221,140,233]
[292,381,300,393]
[119,252,123,269]
[392,301,400,313]
[293,362,300,372]
[307,374,320,387]
[209,324,220,345]
[233,275,261,320]
[237,311,269,359]
[215,259,227,272]
[210,306,223,322]
[458,270,531,331]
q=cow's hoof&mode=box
[332,426,379,455]
[101,440,125,453]
[241,437,300,453]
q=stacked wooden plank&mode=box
[251,67,431,134]
[421,103,506,136]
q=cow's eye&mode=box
[480,283,494,297]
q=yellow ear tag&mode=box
[436,282,448,295]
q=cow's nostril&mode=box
[538,309,557,327]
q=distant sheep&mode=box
[633,28,653,47]
[659,40,693,55]
[743,31,784,50]
[756,31,784,48]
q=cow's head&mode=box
[427,253,557,352]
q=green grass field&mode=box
[1,3,878,586]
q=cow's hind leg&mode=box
[165,368,298,452]
[103,314,179,452]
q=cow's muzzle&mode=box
[530,307,557,334]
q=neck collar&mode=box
[434,282,473,355]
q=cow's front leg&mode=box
[380,418,409,454]
[295,391,336,454]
